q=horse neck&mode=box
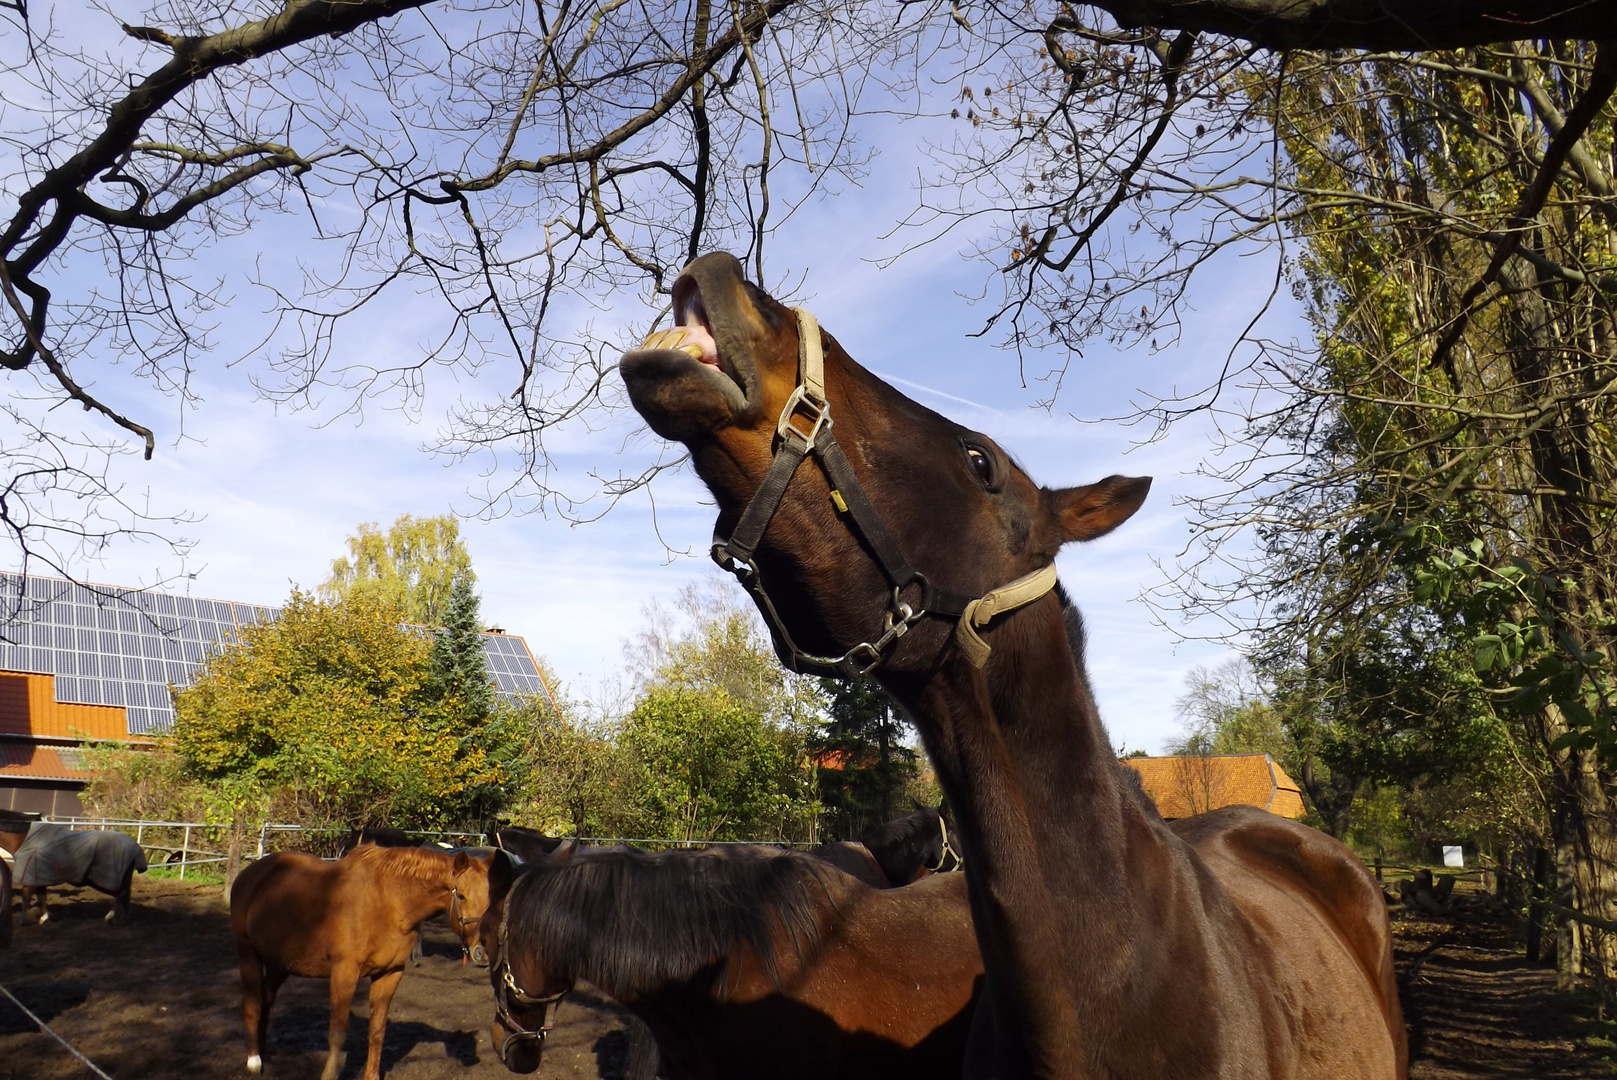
[891,599,1192,1068]
[373,858,456,923]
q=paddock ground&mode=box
[1,875,1613,1078]
[0,876,635,1079]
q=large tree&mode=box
[811,675,918,839]
[2,0,1614,583]
[172,587,511,827]
[322,513,474,625]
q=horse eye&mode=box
[965,446,994,486]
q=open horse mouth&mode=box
[620,253,775,440]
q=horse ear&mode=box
[1048,476,1150,545]
[452,851,471,876]
[488,850,517,905]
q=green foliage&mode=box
[172,589,512,829]
[619,686,797,842]
[812,675,918,839]
[321,513,473,625]
[1414,537,1617,767]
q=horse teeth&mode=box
[641,329,681,351]
[679,343,704,359]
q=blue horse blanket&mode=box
[13,823,147,892]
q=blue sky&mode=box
[3,8,1307,753]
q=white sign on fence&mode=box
[1442,845,1465,868]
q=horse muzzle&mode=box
[492,1022,544,1074]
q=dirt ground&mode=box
[3,874,1615,1079]
[1397,907,1614,1079]
[0,876,635,1080]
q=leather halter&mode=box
[711,307,1059,678]
[930,813,964,874]
[490,897,569,1064]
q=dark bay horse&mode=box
[230,844,498,1080]
[859,805,962,886]
[1,857,11,949]
[482,844,981,1079]
[496,825,573,863]
[621,252,1406,1079]
[0,821,147,923]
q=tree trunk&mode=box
[224,810,245,902]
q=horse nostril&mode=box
[471,945,489,967]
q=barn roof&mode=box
[1120,753,1306,821]
[0,743,91,783]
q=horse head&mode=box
[447,849,499,967]
[621,251,1149,687]
[481,851,571,1074]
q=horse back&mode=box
[232,851,352,976]
[808,841,890,889]
[1171,807,1407,1078]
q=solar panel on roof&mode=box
[3,571,541,733]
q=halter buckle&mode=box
[777,384,830,449]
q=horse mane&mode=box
[344,843,457,884]
[1058,585,1161,816]
[506,846,836,996]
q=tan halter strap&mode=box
[711,305,1059,675]
[955,562,1059,668]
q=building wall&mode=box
[0,782,84,817]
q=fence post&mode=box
[180,823,191,880]
[257,823,266,861]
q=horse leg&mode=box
[106,868,134,923]
[257,967,287,1071]
[26,886,46,924]
[237,947,267,1074]
[361,969,404,1080]
[322,963,359,1080]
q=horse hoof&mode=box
[104,911,116,923]
[36,911,47,925]
[246,1054,262,1074]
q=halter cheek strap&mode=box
[710,307,1057,677]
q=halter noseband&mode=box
[490,894,569,1064]
[710,307,1058,678]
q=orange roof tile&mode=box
[1121,754,1306,820]
[0,744,91,782]
[0,673,131,741]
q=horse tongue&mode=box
[641,325,720,366]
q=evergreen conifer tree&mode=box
[428,570,495,723]
[811,676,917,839]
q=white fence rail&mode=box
[13,818,825,878]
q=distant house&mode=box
[0,572,550,817]
[1120,753,1307,821]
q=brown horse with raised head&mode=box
[230,844,499,1080]
[621,252,1406,1079]
[481,844,982,1079]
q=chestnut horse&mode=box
[482,844,981,1079]
[230,844,497,1080]
[621,252,1406,1079]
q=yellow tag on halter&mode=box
[829,490,849,513]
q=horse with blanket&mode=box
[0,821,148,923]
